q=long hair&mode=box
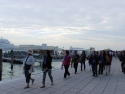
[65,50,69,55]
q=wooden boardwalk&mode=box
[0,58,125,94]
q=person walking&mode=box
[23,50,35,89]
[80,51,86,71]
[87,55,92,71]
[41,50,53,88]
[105,51,112,75]
[98,51,105,75]
[95,51,99,70]
[71,50,79,74]
[90,50,98,76]
[62,50,71,78]
[120,50,125,74]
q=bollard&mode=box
[10,50,13,70]
[41,50,45,66]
[0,49,2,81]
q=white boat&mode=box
[0,37,16,50]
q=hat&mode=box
[26,50,33,54]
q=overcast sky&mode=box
[0,0,125,50]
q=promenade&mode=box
[0,58,125,94]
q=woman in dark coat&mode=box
[98,51,105,75]
[80,51,86,71]
[41,50,53,88]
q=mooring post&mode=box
[39,50,45,66]
[0,49,2,81]
[41,50,45,66]
[10,50,13,70]
[39,50,42,66]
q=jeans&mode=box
[92,63,97,75]
[81,60,86,70]
[105,65,111,73]
[74,63,78,73]
[64,65,70,78]
[42,69,53,85]
[25,70,31,83]
[98,63,104,74]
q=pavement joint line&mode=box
[102,58,119,94]
[114,60,120,94]
[63,70,91,94]
[88,72,105,94]
[49,64,91,94]
[89,58,117,94]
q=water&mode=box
[2,60,62,80]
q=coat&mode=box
[99,54,106,64]
[42,56,52,69]
[120,54,125,64]
[22,55,35,73]
[63,55,71,66]
[81,54,86,61]
[89,54,97,64]
[105,55,112,65]
[72,54,79,63]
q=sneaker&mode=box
[106,72,107,75]
[51,82,53,85]
[40,85,45,88]
[24,86,30,89]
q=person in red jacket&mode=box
[62,50,71,78]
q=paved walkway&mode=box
[0,58,125,94]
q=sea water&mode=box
[2,60,62,80]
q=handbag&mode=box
[24,64,31,70]
[24,56,31,70]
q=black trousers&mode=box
[121,63,124,72]
[98,63,104,74]
[81,60,86,71]
[74,63,78,74]
[64,65,70,78]
[92,63,97,75]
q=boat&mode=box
[0,37,16,50]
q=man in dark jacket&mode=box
[41,50,53,88]
[71,50,79,74]
[81,51,86,71]
[90,50,98,76]
[120,51,125,74]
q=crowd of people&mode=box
[62,50,114,78]
[22,49,125,89]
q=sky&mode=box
[0,0,125,50]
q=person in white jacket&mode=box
[22,50,35,89]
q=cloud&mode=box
[0,0,125,50]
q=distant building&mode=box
[90,47,95,51]
[19,44,62,51]
[70,46,84,51]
